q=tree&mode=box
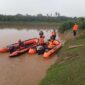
[58,13,60,17]
[55,12,58,17]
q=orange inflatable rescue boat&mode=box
[0,38,38,53]
[43,40,62,58]
[0,47,8,53]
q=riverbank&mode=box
[40,30,85,85]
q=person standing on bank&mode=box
[72,23,78,38]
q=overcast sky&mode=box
[0,0,85,17]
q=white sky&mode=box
[0,0,85,17]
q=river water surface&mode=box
[0,28,59,85]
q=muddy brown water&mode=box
[0,28,59,85]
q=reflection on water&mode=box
[0,28,59,47]
[0,28,58,85]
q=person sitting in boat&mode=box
[18,39,25,50]
[50,29,56,40]
[38,31,45,45]
[8,45,15,53]
[39,31,44,37]
[37,45,45,55]
[47,39,59,49]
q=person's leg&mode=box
[73,30,76,36]
[74,31,76,37]
[73,30,77,39]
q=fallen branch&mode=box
[69,44,85,49]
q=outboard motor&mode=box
[37,45,45,55]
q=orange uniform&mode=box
[48,40,59,49]
[38,36,45,45]
[73,24,78,31]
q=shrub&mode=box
[59,21,75,33]
[79,21,85,29]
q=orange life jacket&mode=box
[40,35,45,38]
[48,40,60,49]
[39,37,44,45]
[73,24,78,31]
[48,41,55,49]
[53,40,59,45]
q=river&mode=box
[0,28,59,85]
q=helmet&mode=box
[39,31,44,35]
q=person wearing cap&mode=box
[50,29,56,40]
[38,31,45,45]
[37,45,45,55]
[18,39,25,50]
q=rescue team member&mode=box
[18,39,25,50]
[37,31,45,55]
[37,45,45,55]
[50,29,56,40]
[47,39,60,49]
[47,39,54,49]
[38,31,45,45]
[72,24,78,37]
[8,39,24,53]
[8,45,15,53]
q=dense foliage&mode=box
[59,17,85,33]
[59,21,75,33]
[0,14,73,23]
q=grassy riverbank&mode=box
[40,30,85,85]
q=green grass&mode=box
[40,31,85,85]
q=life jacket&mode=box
[73,24,78,31]
[53,40,60,45]
[40,35,45,38]
[39,37,44,45]
[51,31,56,36]
[48,41,55,49]
[48,40,60,49]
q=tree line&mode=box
[0,14,74,22]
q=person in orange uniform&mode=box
[38,31,45,45]
[72,23,78,37]
[18,39,25,50]
[50,29,56,40]
[47,39,59,49]
[47,39,54,49]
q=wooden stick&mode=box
[69,44,84,48]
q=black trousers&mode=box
[73,30,77,36]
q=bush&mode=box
[59,21,75,33]
[79,21,85,29]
